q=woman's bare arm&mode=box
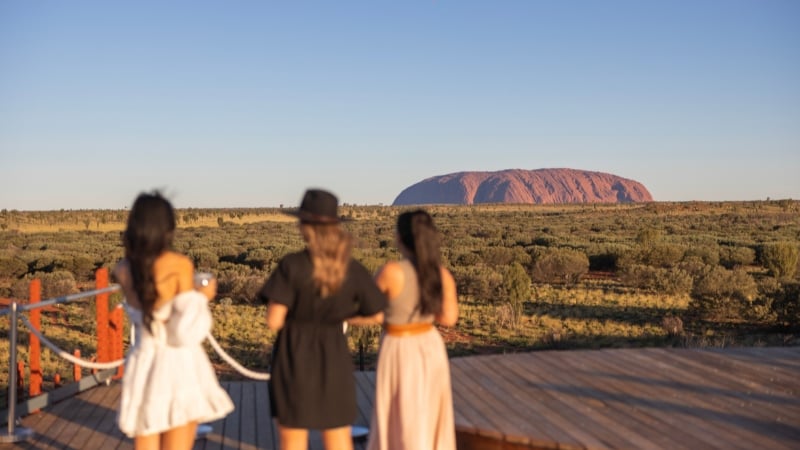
[435,266,458,327]
[346,262,401,326]
[266,302,289,331]
[112,260,140,309]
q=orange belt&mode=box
[384,322,434,337]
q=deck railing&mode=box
[1,268,270,444]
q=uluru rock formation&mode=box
[392,169,653,205]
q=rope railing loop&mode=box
[19,316,126,370]
[206,334,270,381]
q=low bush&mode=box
[530,248,589,285]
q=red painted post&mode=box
[73,349,82,382]
[53,373,62,388]
[16,361,25,398]
[28,279,42,397]
[110,305,124,379]
[96,268,110,362]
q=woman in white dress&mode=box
[113,192,233,450]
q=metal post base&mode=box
[0,426,34,443]
[196,424,213,439]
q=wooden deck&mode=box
[2,346,798,449]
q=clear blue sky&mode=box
[1,0,798,210]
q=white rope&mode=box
[206,334,271,381]
[20,316,126,370]
[20,311,269,379]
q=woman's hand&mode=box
[347,311,384,326]
[197,277,218,301]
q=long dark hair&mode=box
[123,192,176,331]
[397,210,443,316]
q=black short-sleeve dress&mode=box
[258,250,386,429]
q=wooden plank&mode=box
[509,351,659,450]
[679,348,800,393]
[353,371,375,427]
[722,347,800,370]
[13,401,59,449]
[22,377,99,450]
[551,349,729,450]
[308,429,323,450]
[623,348,800,449]
[254,380,276,450]
[197,380,229,450]
[610,348,771,449]
[12,409,57,449]
[512,351,659,449]
[613,348,795,449]
[237,381,258,450]
[221,381,243,449]
[642,348,800,422]
[488,353,589,448]
[0,369,117,421]
[5,347,799,450]
[448,358,519,444]
[67,382,123,449]
[59,382,117,448]
[455,354,577,449]
[572,348,730,448]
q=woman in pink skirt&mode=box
[366,210,459,450]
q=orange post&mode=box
[16,361,25,398]
[73,349,82,382]
[96,268,110,362]
[53,373,62,388]
[110,305,124,379]
[28,279,42,397]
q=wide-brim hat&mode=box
[287,188,341,224]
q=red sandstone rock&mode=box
[392,168,653,205]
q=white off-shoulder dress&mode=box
[118,290,234,438]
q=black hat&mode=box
[291,189,340,224]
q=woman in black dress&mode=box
[258,188,386,450]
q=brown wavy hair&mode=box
[300,222,352,297]
[123,192,175,332]
[397,210,443,316]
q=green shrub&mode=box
[636,227,662,246]
[772,282,800,327]
[683,244,720,266]
[501,263,531,327]
[760,242,799,280]
[218,274,264,303]
[676,257,711,279]
[12,271,79,300]
[639,243,686,268]
[621,264,693,295]
[188,249,220,270]
[244,248,274,270]
[450,265,503,303]
[530,248,589,285]
[689,267,758,320]
[479,247,531,267]
[719,246,756,269]
[0,257,28,279]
